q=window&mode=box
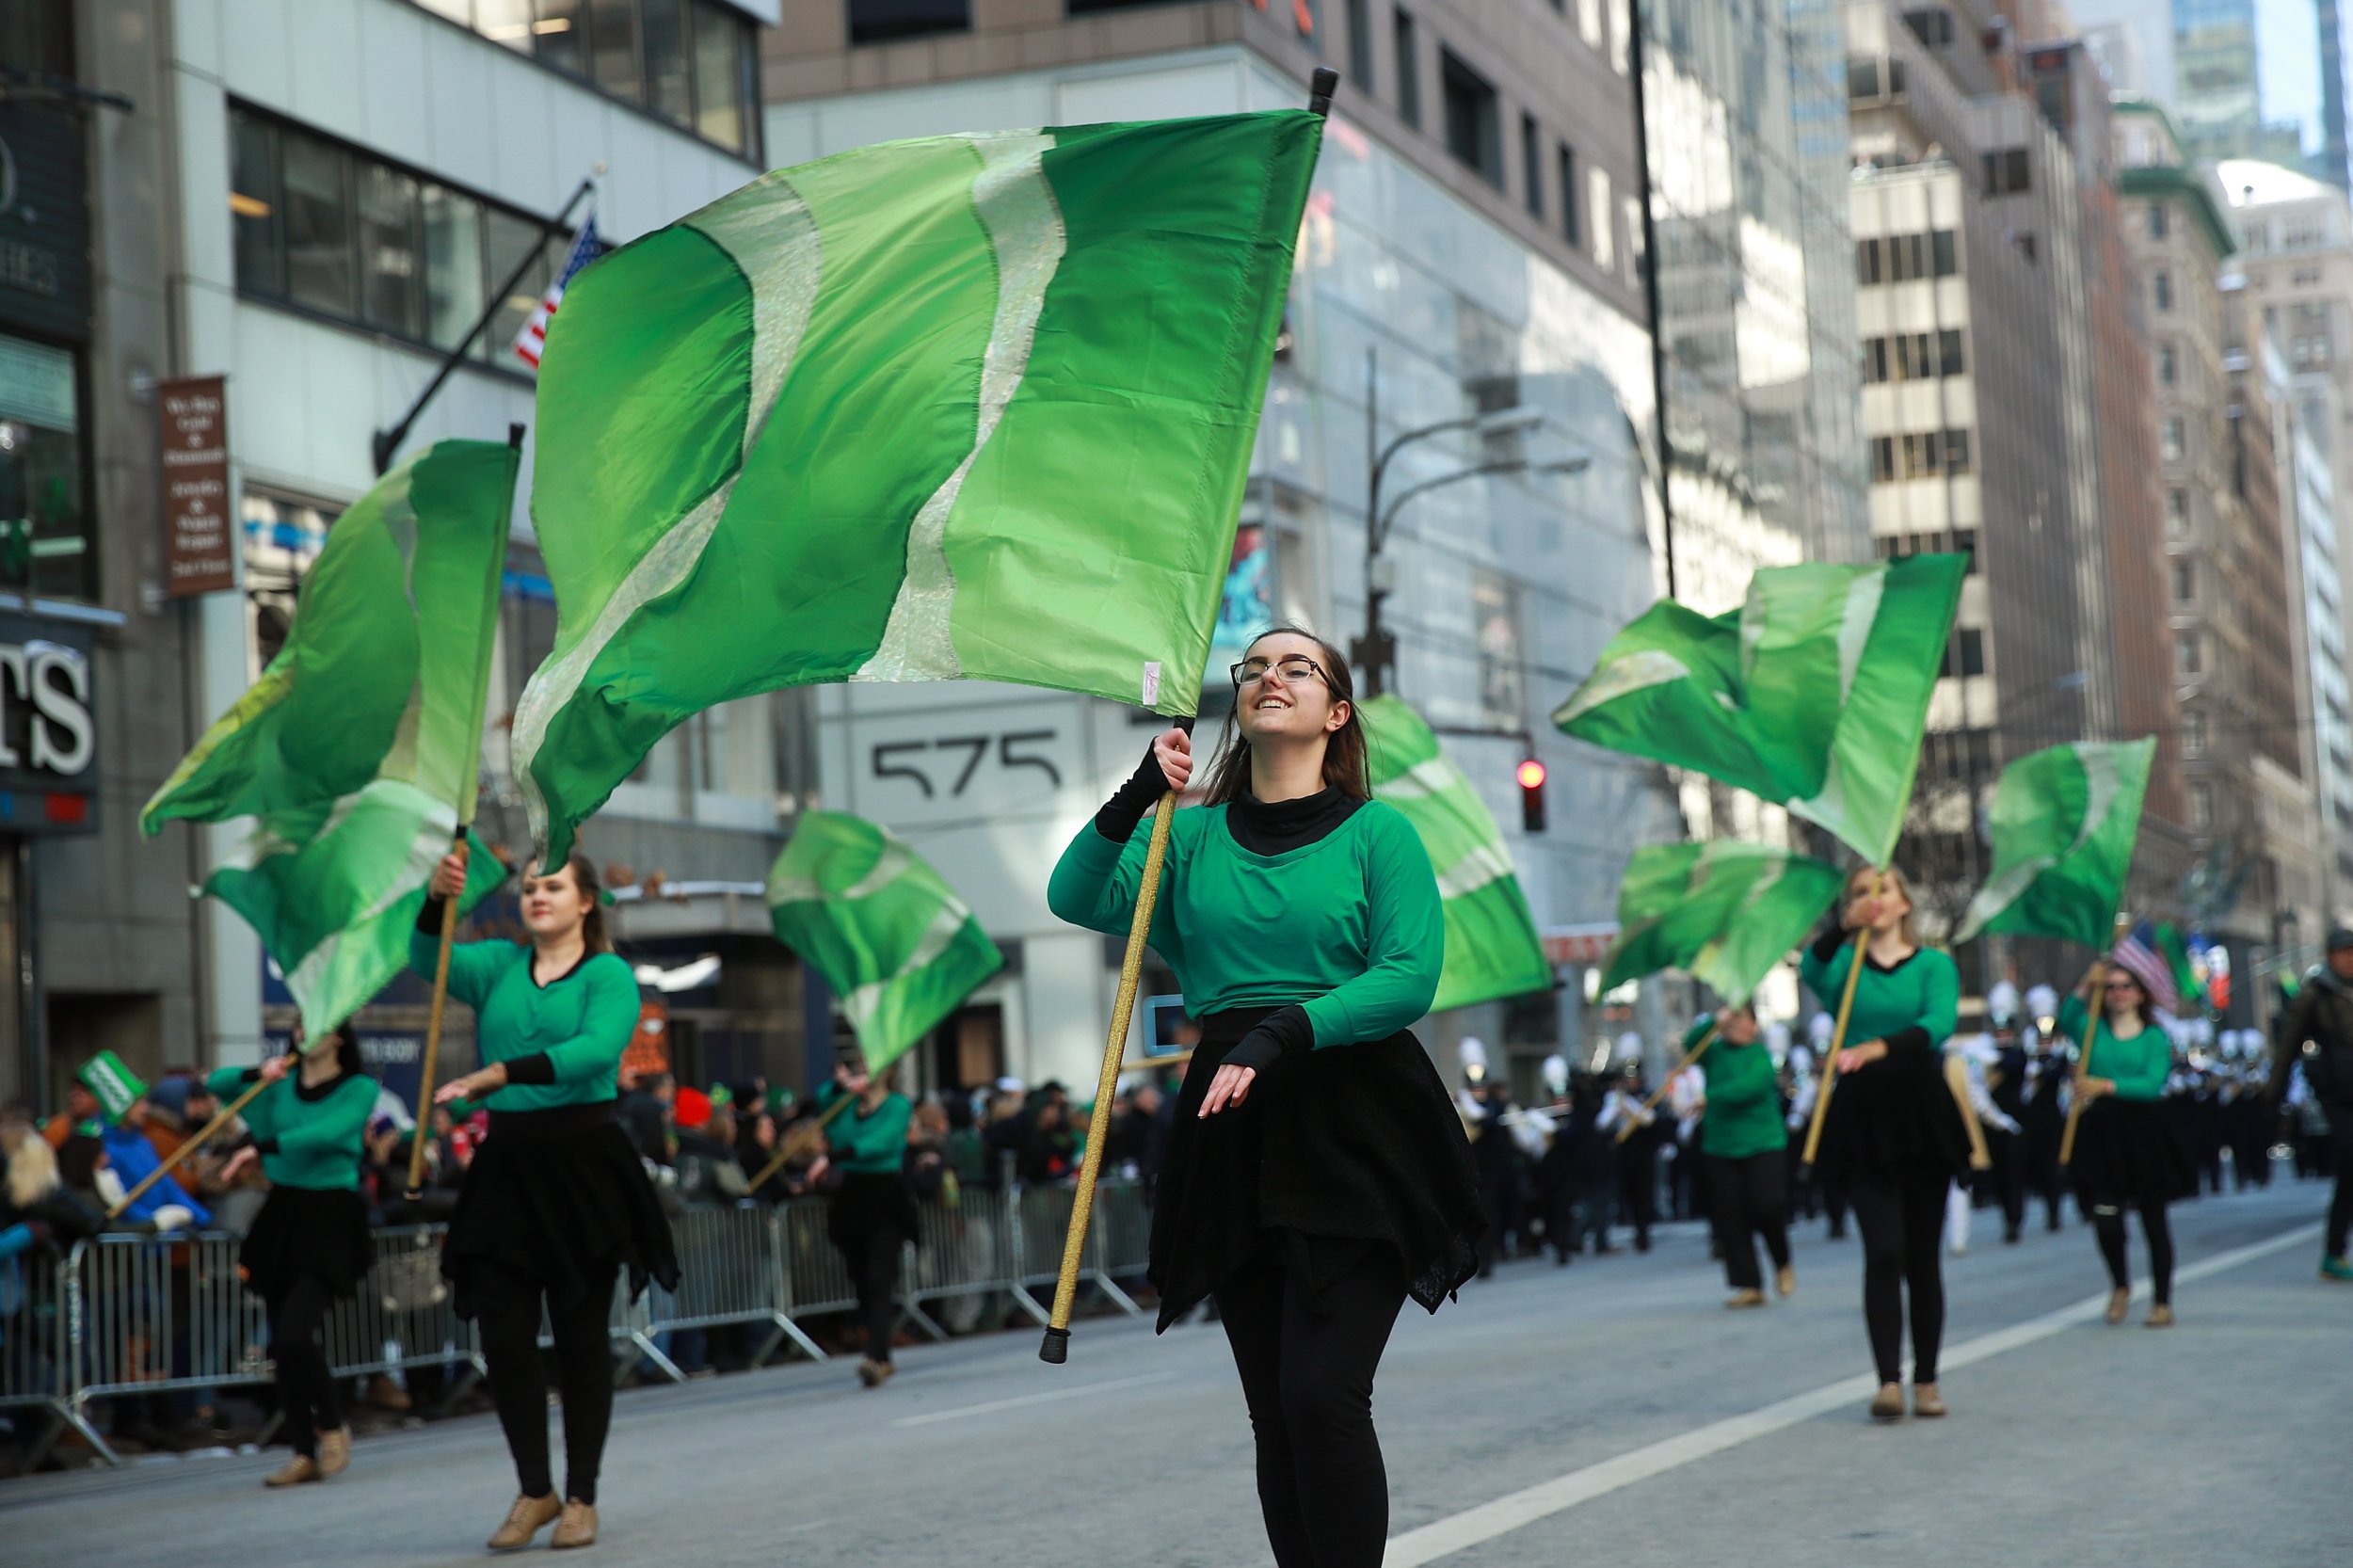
[1870,435,1897,482]
[1847,56,1882,101]
[1347,0,1373,87]
[2166,488,2188,532]
[2176,633,2202,677]
[2153,270,2173,312]
[1856,236,1881,285]
[1521,114,1543,218]
[1948,627,1985,679]
[2158,344,2177,385]
[1931,228,1958,276]
[1951,527,1977,571]
[2174,560,2195,601]
[231,104,570,366]
[2150,201,2169,239]
[1864,335,1889,382]
[1902,7,1956,46]
[1440,49,1502,188]
[1982,147,2030,194]
[424,0,758,157]
[1943,428,1972,472]
[1394,8,1420,129]
[1558,143,1581,246]
[1938,328,1964,376]
[2188,780,2214,829]
[0,334,93,600]
[1590,166,1614,270]
[2162,417,2185,461]
[2182,711,2207,758]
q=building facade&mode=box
[763,1,1686,1098]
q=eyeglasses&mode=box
[2107,977,2141,991]
[1231,654,1327,691]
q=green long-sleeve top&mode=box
[1046,802,1442,1048]
[1692,1020,1785,1159]
[207,1064,375,1190]
[2057,998,2172,1101]
[817,1082,913,1176]
[1799,930,1960,1062]
[408,932,642,1111]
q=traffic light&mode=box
[1517,757,1547,833]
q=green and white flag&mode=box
[517,111,1323,863]
[1362,696,1552,1011]
[142,440,515,1038]
[768,812,1002,1072]
[1601,840,1847,1004]
[1955,738,2154,948]
[1554,554,1964,867]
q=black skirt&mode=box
[1148,1007,1484,1331]
[440,1103,680,1321]
[241,1185,373,1303]
[827,1170,918,1254]
[1814,1051,1975,1188]
[2071,1096,2199,1208]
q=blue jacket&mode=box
[101,1126,212,1229]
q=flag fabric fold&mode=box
[142,440,518,1038]
[767,812,1003,1073]
[1554,554,1965,867]
[1600,840,1848,1005]
[1361,696,1552,1011]
[1955,738,2153,948]
[515,111,1325,863]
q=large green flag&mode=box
[1955,738,2154,948]
[1554,555,1965,867]
[767,812,1002,1072]
[515,111,1323,862]
[1601,840,1847,1004]
[1361,696,1552,1011]
[142,440,516,1037]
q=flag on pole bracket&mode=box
[513,204,601,369]
[1954,737,2153,949]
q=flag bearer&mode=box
[1692,1004,1796,1308]
[2061,955,2196,1327]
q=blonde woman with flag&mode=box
[418,848,678,1552]
[1801,866,1971,1422]
[1048,627,1481,1568]
[2061,955,2196,1325]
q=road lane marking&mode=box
[1386,1222,2321,1566]
[890,1371,1175,1429]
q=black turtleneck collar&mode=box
[1225,786,1365,856]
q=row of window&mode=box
[1855,229,1959,284]
[1862,328,1965,383]
[231,104,573,368]
[847,0,1212,43]
[1872,529,1978,573]
[411,0,758,159]
[1867,428,1973,481]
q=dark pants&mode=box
[1215,1246,1408,1568]
[1983,1128,2026,1240]
[1616,1144,1657,1245]
[838,1225,906,1365]
[2329,1115,2353,1258]
[1707,1151,1791,1292]
[1850,1171,1946,1386]
[262,1275,342,1458]
[474,1261,616,1505]
[2090,1198,2175,1304]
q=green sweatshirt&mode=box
[208,1065,375,1190]
[1046,802,1442,1048]
[2057,998,2172,1101]
[1798,932,1961,1062]
[408,933,642,1111]
[1693,1020,1785,1159]
[817,1082,912,1176]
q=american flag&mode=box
[2111,920,2181,1015]
[512,208,600,370]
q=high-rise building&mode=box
[2071,0,2306,168]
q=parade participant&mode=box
[418,848,678,1552]
[2270,927,2353,1282]
[208,1024,376,1486]
[815,1058,916,1387]
[1692,1005,1794,1307]
[1983,1009,2031,1243]
[2061,958,2194,1324]
[1047,627,1481,1568]
[1801,867,1968,1423]
[2022,1000,2072,1233]
[1606,1051,1665,1251]
[1941,1032,2017,1257]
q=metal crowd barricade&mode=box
[70,1231,271,1454]
[1010,1181,1142,1322]
[629,1206,807,1375]
[0,1243,105,1464]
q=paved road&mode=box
[7,1180,2346,1566]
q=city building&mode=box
[45,0,803,1111]
[2279,365,2353,931]
[2072,0,2305,168]
[764,1,1685,1097]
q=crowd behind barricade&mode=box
[0,1048,1182,1474]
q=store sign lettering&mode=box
[0,638,91,778]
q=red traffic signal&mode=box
[1517,757,1547,833]
[1516,758,1548,790]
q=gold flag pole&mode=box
[1616,1022,1721,1144]
[1040,790,1176,1366]
[2059,922,2129,1167]
[744,1087,858,1194]
[1801,872,1881,1172]
[108,1078,272,1220]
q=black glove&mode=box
[1221,1004,1313,1074]
[1095,728,1188,842]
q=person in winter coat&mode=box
[2271,927,2353,1281]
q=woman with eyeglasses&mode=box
[1048,627,1481,1568]
[2059,957,2193,1327]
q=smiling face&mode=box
[1721,1008,1760,1046]
[1235,631,1350,745]
[520,859,589,943]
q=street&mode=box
[6,1180,2345,1568]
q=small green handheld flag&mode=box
[767,812,1003,1073]
[1601,840,1847,1005]
[1361,696,1552,1012]
[1955,738,2154,948]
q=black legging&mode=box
[839,1225,906,1365]
[1849,1171,1946,1386]
[1215,1245,1408,1568]
[2329,1114,2353,1258]
[2090,1198,2175,1304]
[1706,1150,1791,1291]
[474,1261,616,1504]
[262,1275,342,1458]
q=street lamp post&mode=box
[1353,349,1582,698]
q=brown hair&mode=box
[1199,625,1371,806]
[526,849,614,954]
[1846,864,1921,949]
[2101,965,2158,1029]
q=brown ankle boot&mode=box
[2145,1303,2175,1328]
[263,1454,320,1488]
[488,1494,561,1550]
[2104,1287,2130,1324]
[552,1499,599,1549]
[315,1426,350,1478]
[1912,1383,1947,1418]
[1868,1384,1905,1421]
